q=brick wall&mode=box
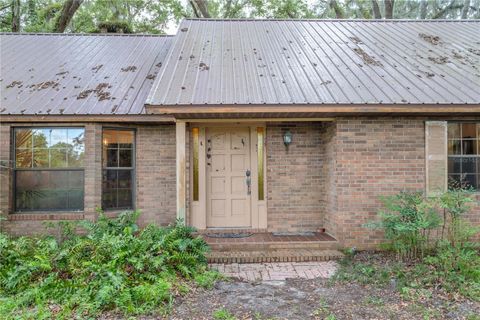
[327,118,426,248]
[2,119,479,246]
[0,122,177,235]
[266,122,330,233]
[135,125,177,227]
[0,123,12,229]
[323,122,338,239]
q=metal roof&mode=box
[147,19,480,108]
[1,33,172,115]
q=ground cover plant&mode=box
[0,210,219,319]
[337,189,480,302]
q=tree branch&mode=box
[54,0,84,33]
[330,0,344,19]
[189,0,200,18]
[192,0,210,18]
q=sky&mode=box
[165,0,189,35]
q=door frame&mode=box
[189,123,267,230]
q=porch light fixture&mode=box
[283,130,292,147]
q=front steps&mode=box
[200,232,344,263]
[207,248,344,264]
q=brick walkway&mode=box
[209,261,338,282]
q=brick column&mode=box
[0,123,11,231]
[83,124,102,221]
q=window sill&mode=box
[8,212,85,221]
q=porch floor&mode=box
[200,232,343,264]
[202,232,336,245]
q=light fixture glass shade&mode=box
[283,130,292,146]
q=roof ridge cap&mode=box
[0,32,173,37]
[183,18,480,23]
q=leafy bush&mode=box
[438,188,477,247]
[366,191,440,259]
[359,190,480,300]
[96,20,133,33]
[0,210,214,319]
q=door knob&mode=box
[246,170,251,195]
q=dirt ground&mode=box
[168,277,479,320]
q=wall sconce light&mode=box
[283,130,292,148]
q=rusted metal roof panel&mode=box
[147,19,480,107]
[1,33,172,115]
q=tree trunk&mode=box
[192,0,210,18]
[461,0,471,18]
[224,0,232,18]
[419,0,428,19]
[11,0,20,32]
[371,0,382,19]
[53,0,83,33]
[384,0,395,19]
[330,0,344,19]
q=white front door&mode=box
[206,127,251,228]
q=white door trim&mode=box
[189,123,267,230]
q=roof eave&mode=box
[145,103,480,118]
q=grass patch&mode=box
[332,249,480,302]
[342,190,480,302]
[311,297,336,319]
[213,307,237,320]
[0,210,217,319]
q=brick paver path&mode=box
[210,261,338,282]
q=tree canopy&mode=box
[1,0,479,34]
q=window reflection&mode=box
[14,127,85,211]
[447,123,480,190]
[102,129,135,210]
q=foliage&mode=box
[332,258,401,287]
[438,187,477,247]
[96,20,133,33]
[0,210,215,319]
[365,191,441,259]
[333,249,480,301]
[213,307,237,320]
[355,189,480,300]
[1,0,479,33]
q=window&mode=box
[448,122,480,190]
[102,129,135,210]
[14,127,85,211]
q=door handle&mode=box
[246,170,251,195]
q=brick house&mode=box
[1,20,479,253]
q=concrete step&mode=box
[207,249,344,264]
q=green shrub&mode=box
[438,188,477,247]
[359,190,480,300]
[0,210,214,319]
[366,191,440,259]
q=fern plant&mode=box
[0,210,215,319]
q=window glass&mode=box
[14,127,85,212]
[462,123,477,139]
[15,128,85,168]
[102,129,135,210]
[15,170,84,211]
[448,123,460,139]
[447,123,480,190]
